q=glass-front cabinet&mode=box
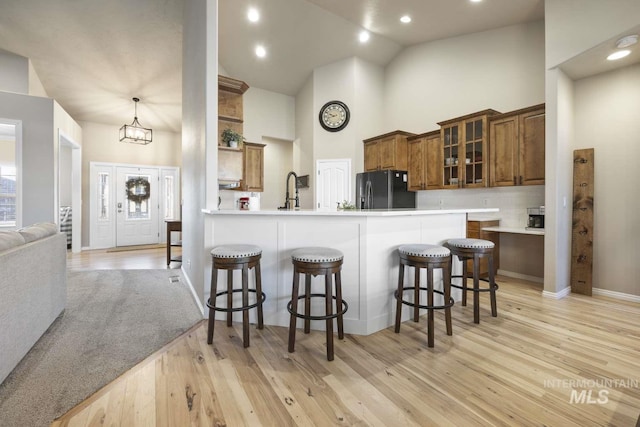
[438,109,500,189]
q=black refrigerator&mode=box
[356,170,415,209]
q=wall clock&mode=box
[319,100,350,132]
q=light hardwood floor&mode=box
[56,252,640,426]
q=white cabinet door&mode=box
[316,159,351,211]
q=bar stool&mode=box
[446,238,498,324]
[395,244,454,348]
[287,247,348,361]
[207,244,265,348]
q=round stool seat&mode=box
[292,247,343,263]
[446,238,495,250]
[211,244,262,259]
[399,244,450,258]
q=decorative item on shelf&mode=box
[120,97,152,145]
[221,128,243,148]
[125,177,151,204]
[336,200,356,211]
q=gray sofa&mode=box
[0,223,67,384]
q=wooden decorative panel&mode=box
[571,148,594,295]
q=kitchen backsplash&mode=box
[417,185,545,228]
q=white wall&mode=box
[261,137,293,209]
[0,92,54,227]
[573,63,640,296]
[543,1,640,296]
[385,21,545,133]
[294,74,314,208]
[182,0,217,308]
[545,0,640,68]
[0,49,29,94]
[244,87,295,142]
[28,60,48,97]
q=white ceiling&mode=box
[0,0,545,133]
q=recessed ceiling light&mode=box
[470,0,482,2]
[359,31,370,43]
[616,34,638,48]
[247,8,260,22]
[607,50,631,61]
[400,15,412,24]
[255,45,266,58]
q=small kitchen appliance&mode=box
[526,206,545,230]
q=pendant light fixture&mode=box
[119,97,152,145]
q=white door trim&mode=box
[89,161,180,249]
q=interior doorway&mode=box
[89,162,180,249]
[58,131,80,252]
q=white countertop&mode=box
[202,208,499,217]
[482,226,545,236]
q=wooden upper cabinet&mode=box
[242,142,265,192]
[490,104,545,187]
[362,131,414,172]
[438,110,500,189]
[218,75,249,146]
[407,130,442,191]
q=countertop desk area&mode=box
[203,208,498,335]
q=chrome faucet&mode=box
[281,171,299,210]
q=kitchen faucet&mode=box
[280,171,299,210]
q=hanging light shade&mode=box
[120,97,152,145]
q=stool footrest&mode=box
[207,289,266,312]
[287,293,348,321]
[395,287,455,310]
[450,275,499,293]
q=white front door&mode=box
[116,167,159,246]
[316,159,351,211]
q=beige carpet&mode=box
[0,269,203,427]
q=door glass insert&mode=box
[98,172,109,220]
[125,175,151,220]
[164,176,174,219]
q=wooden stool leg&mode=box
[413,266,420,322]
[444,261,453,336]
[242,263,250,348]
[461,255,468,306]
[304,274,311,334]
[473,254,481,324]
[288,269,300,353]
[255,261,264,329]
[207,265,218,344]
[226,269,233,326]
[427,266,434,348]
[395,262,405,333]
[488,253,497,317]
[325,271,334,361]
[335,270,344,340]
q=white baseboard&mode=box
[497,269,543,284]
[181,266,206,317]
[542,286,571,299]
[593,288,640,303]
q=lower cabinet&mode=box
[466,220,499,277]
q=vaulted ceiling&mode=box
[0,0,544,133]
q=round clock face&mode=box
[319,100,350,132]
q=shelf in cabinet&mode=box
[218,115,243,123]
[218,146,243,152]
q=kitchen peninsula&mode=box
[203,208,498,335]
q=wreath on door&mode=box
[125,177,151,204]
